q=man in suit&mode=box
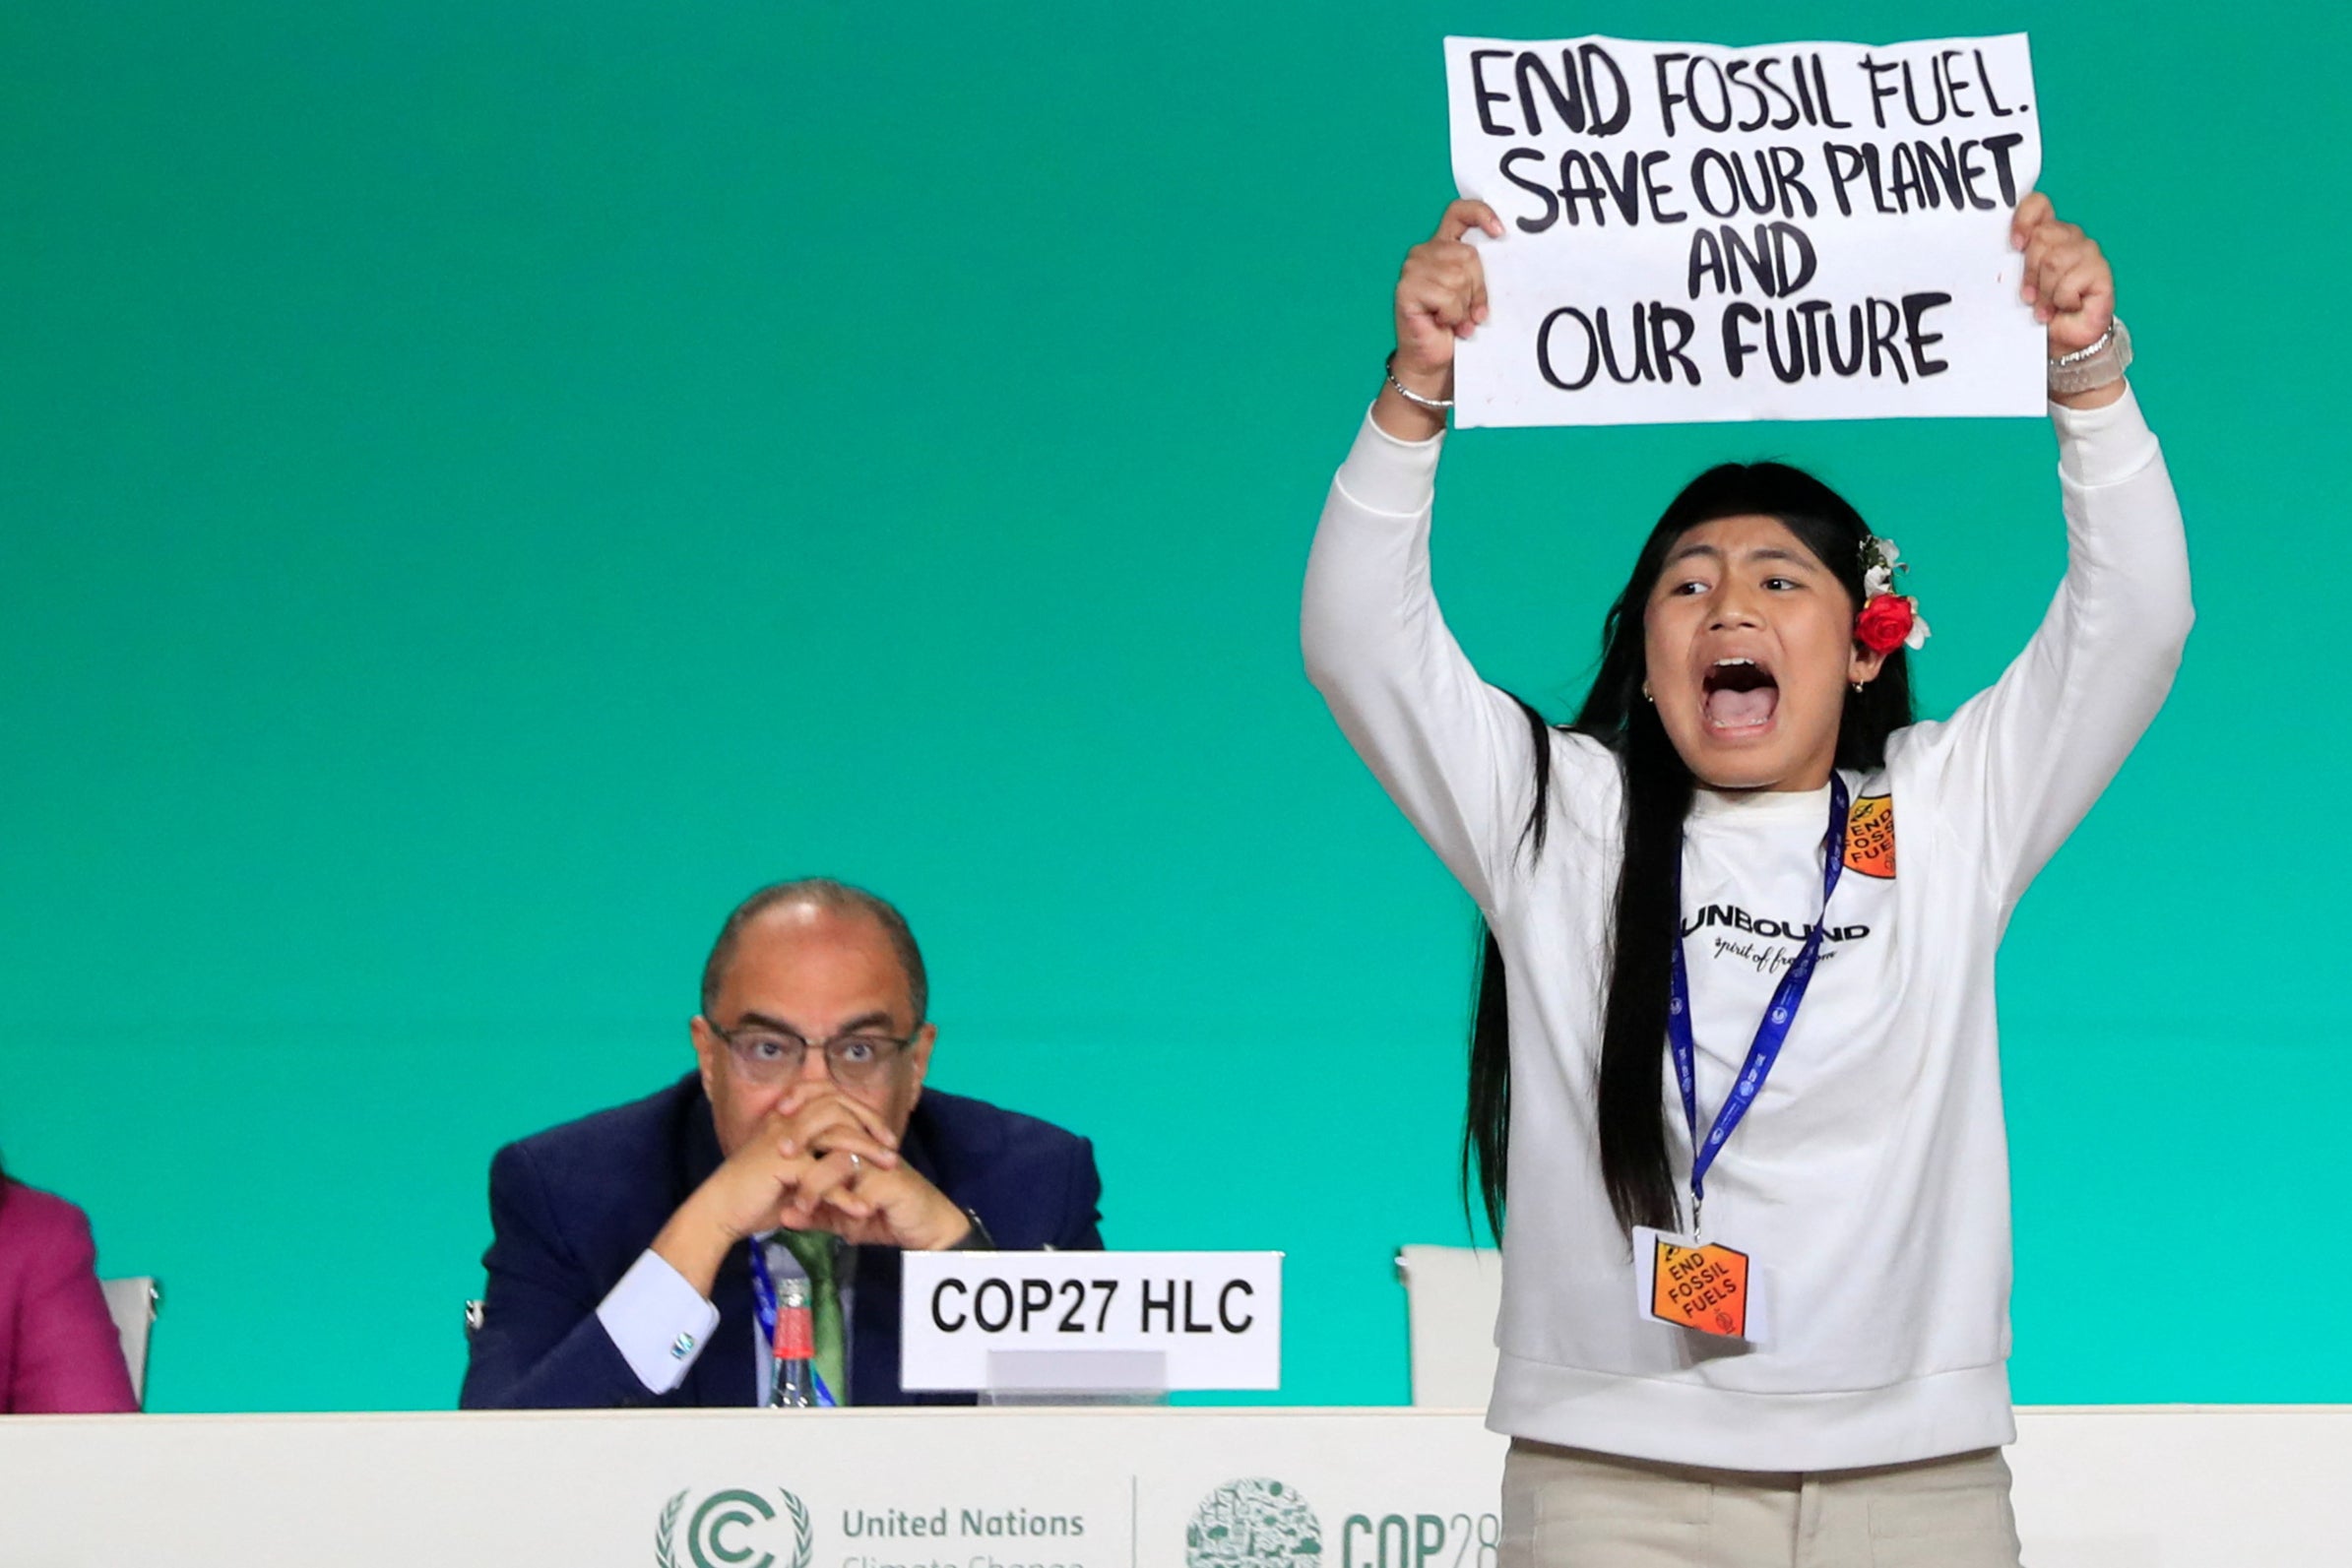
[459,878,1103,1408]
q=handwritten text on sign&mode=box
[1444,34,2045,427]
[901,1251,1282,1392]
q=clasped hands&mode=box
[656,1088,970,1294]
[720,1086,969,1249]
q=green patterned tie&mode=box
[778,1229,847,1402]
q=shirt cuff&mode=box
[2051,385,2159,488]
[1333,404,1445,518]
[596,1249,721,1395]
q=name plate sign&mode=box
[900,1251,1282,1392]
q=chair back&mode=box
[1395,1244,1500,1409]
[97,1276,160,1408]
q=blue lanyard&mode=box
[1667,774,1850,1231]
[747,1238,838,1408]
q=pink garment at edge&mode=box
[0,1182,139,1412]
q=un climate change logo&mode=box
[1188,1478,1323,1568]
[656,1486,813,1568]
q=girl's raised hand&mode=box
[2011,192,2115,357]
[1392,200,1505,390]
[1377,200,1504,437]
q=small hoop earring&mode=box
[1640,680,1654,703]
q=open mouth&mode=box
[1701,658,1778,732]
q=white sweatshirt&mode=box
[1303,391,2191,1472]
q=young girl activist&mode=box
[1303,193,2189,1566]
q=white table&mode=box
[0,1406,2338,1565]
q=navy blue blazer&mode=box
[459,1074,1103,1409]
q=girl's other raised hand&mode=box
[1378,200,1506,438]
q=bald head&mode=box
[699,878,927,1024]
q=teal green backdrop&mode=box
[1,2,2337,1411]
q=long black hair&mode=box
[1464,463,1916,1240]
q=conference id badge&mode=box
[1632,1227,1769,1343]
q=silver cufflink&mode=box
[671,1332,696,1359]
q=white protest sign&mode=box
[901,1251,1282,1392]
[1444,34,2045,426]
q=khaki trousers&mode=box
[1499,1440,2022,1568]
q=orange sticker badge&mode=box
[1843,794,1896,879]
[1650,1238,1751,1339]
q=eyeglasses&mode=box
[708,1020,916,1087]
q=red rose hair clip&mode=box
[1857,536,1930,655]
